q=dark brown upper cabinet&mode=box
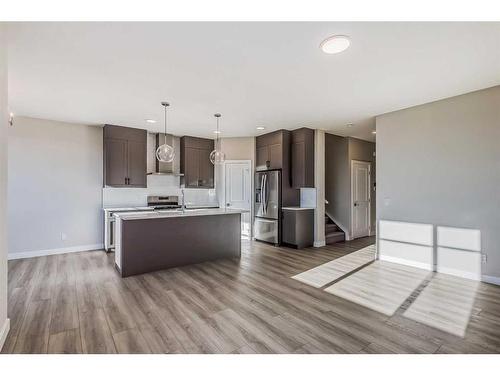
[180,136,215,188]
[291,127,315,188]
[103,125,147,188]
[255,130,291,171]
[255,129,299,206]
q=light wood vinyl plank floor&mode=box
[3,236,500,354]
[324,260,430,316]
[292,244,376,288]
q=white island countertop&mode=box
[114,208,249,221]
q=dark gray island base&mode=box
[114,209,242,277]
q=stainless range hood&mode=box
[147,133,183,176]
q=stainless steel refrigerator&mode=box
[254,170,281,245]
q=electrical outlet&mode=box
[61,232,67,241]
[481,254,487,264]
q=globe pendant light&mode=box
[209,113,226,165]
[156,101,175,163]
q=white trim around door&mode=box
[351,160,371,240]
[221,160,252,237]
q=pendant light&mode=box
[209,113,226,165]
[156,101,175,163]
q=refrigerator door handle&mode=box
[263,174,268,214]
[261,174,265,214]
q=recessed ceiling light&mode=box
[372,131,377,134]
[145,119,157,123]
[213,130,221,134]
[256,126,265,130]
[320,35,351,54]
[347,123,354,127]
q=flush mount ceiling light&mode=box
[320,35,351,54]
[372,130,377,134]
[256,126,266,130]
[156,102,175,163]
[346,123,354,127]
[145,119,157,123]
[210,113,226,165]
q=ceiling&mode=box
[7,22,500,141]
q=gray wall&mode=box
[8,117,104,257]
[325,134,376,237]
[376,85,500,279]
[0,24,9,348]
[325,134,350,233]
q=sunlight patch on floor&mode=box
[403,273,479,337]
[291,245,376,288]
[324,260,430,315]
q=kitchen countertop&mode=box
[282,207,315,210]
[103,206,152,212]
[114,208,249,221]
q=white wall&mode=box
[8,117,104,258]
[376,85,500,281]
[325,134,376,238]
[0,23,10,350]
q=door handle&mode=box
[354,202,358,207]
[263,174,267,214]
[259,175,265,207]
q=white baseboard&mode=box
[380,256,500,285]
[437,266,481,281]
[0,318,10,352]
[482,275,500,286]
[313,240,326,248]
[8,243,104,260]
[379,254,433,271]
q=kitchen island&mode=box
[113,208,246,277]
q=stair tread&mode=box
[325,231,344,237]
[325,231,345,244]
[325,223,339,234]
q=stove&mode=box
[147,195,181,210]
[104,195,182,252]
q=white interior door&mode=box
[224,161,251,237]
[351,160,371,239]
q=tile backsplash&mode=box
[300,188,317,208]
[102,174,218,208]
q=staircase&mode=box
[325,215,345,244]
